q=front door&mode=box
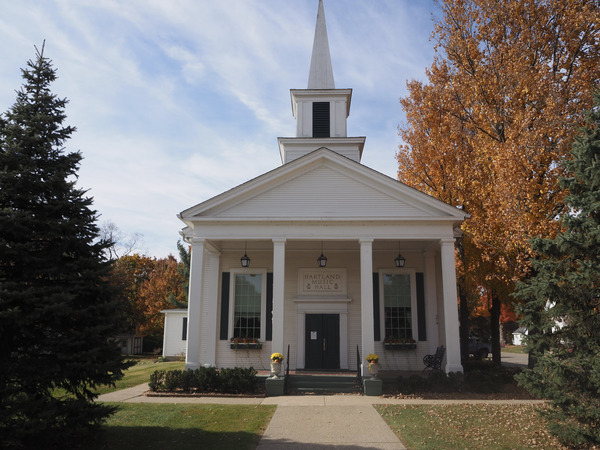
[305,314,340,370]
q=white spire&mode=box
[307,0,335,89]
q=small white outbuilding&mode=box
[512,327,528,346]
[161,309,188,359]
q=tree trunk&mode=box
[527,351,537,370]
[456,235,470,362]
[490,293,502,366]
[459,287,470,361]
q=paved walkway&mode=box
[501,351,528,367]
[256,402,403,449]
[98,381,543,450]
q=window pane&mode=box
[383,274,412,340]
[233,273,262,339]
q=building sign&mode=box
[298,269,347,296]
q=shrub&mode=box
[464,369,503,393]
[149,370,165,391]
[396,374,429,394]
[395,364,520,395]
[164,370,182,392]
[148,367,257,394]
[196,366,220,392]
[445,371,465,391]
[219,367,257,394]
[179,369,196,392]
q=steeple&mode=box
[277,0,365,165]
[308,0,335,89]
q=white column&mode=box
[424,251,439,354]
[185,238,205,370]
[199,249,220,367]
[440,239,463,373]
[359,239,374,376]
[272,239,286,358]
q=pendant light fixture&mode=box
[240,241,251,267]
[394,242,405,268]
[317,241,327,268]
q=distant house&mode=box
[114,334,143,355]
[512,327,527,346]
[161,309,188,359]
[177,0,467,375]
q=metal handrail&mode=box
[356,345,363,393]
[284,344,290,395]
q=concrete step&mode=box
[287,374,362,394]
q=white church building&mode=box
[177,0,466,376]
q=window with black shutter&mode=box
[313,102,330,137]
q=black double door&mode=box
[305,314,340,370]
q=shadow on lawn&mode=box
[89,427,261,450]
[89,427,395,450]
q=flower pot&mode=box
[270,361,282,378]
[368,362,380,378]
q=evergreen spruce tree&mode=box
[167,240,190,308]
[0,44,128,446]
[515,90,600,446]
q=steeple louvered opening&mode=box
[312,102,330,138]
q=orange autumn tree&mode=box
[397,0,600,364]
[110,254,157,335]
[137,255,187,335]
[110,254,187,336]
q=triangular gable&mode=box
[180,148,466,223]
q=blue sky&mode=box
[0,0,439,258]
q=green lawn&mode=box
[90,359,274,449]
[376,404,564,449]
[95,358,184,395]
[91,403,276,450]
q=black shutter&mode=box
[219,272,230,340]
[373,273,380,341]
[416,272,427,341]
[313,102,330,137]
[182,317,188,341]
[266,273,273,341]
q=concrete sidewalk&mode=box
[97,384,543,406]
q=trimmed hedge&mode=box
[149,367,258,394]
[396,364,522,394]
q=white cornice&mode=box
[290,89,352,118]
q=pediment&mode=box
[180,149,465,223]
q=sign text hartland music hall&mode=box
[298,269,347,295]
